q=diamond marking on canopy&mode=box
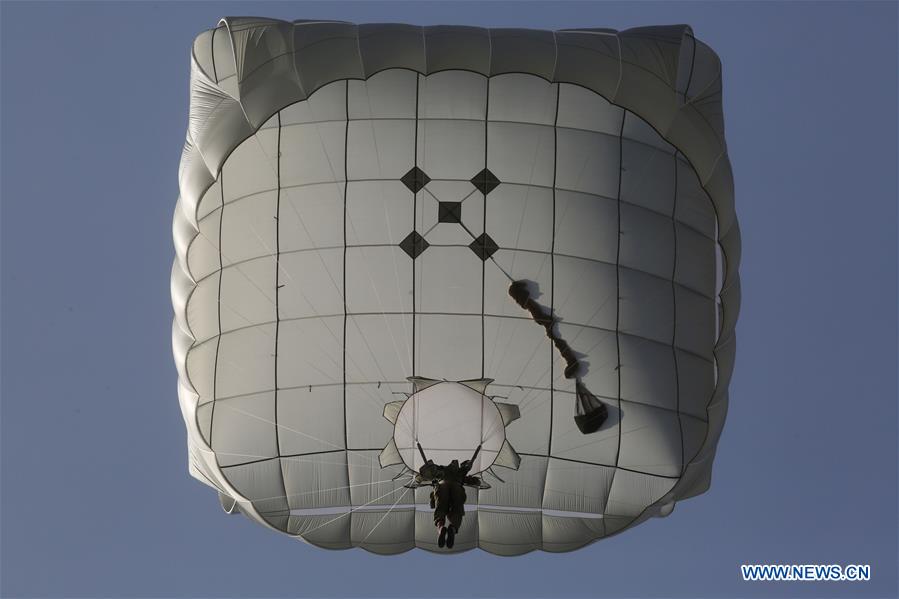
[399,230,429,259]
[469,232,499,260]
[470,168,501,195]
[401,166,430,193]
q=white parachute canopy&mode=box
[172,18,740,555]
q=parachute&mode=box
[172,18,740,555]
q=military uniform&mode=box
[418,460,466,528]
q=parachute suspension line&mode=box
[506,95,610,436]
[502,83,562,445]
[241,87,410,471]
[341,82,412,383]
[245,225,318,317]
[194,228,277,307]
[360,486,411,545]
[486,283,546,403]
[280,98,345,303]
[497,84,562,425]
[238,232,388,407]
[300,482,409,538]
[190,242,350,385]
[194,226,332,380]
[209,292,276,341]
[237,128,386,413]
[240,226,370,390]
[198,227,370,389]
[280,191,341,298]
[220,404,379,467]
[507,83,555,279]
[250,476,410,505]
[340,227,410,393]
[363,208,413,373]
[236,91,387,414]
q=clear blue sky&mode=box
[1,1,896,597]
